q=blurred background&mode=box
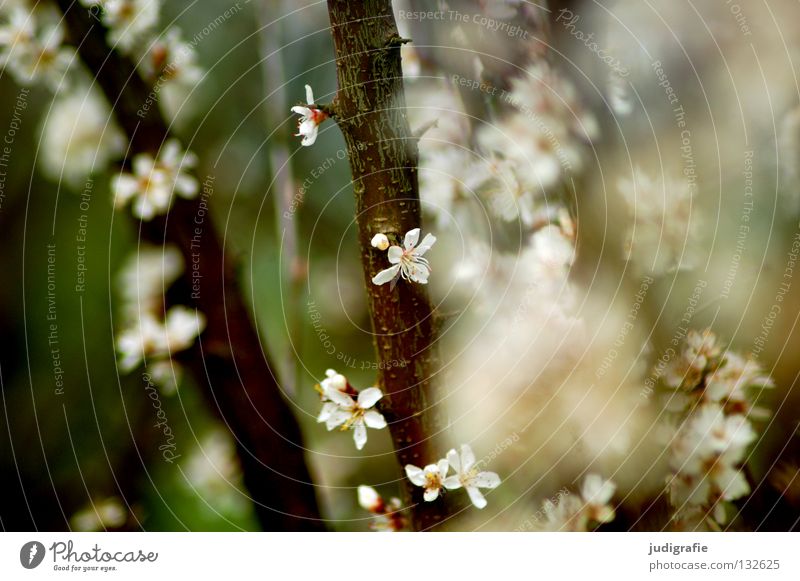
[2,0,800,531]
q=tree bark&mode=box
[55,0,324,531]
[326,0,451,530]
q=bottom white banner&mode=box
[0,533,797,579]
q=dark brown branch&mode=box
[326,0,455,530]
[55,0,324,531]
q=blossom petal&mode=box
[363,410,387,429]
[466,485,488,509]
[353,423,368,450]
[387,245,403,264]
[304,84,315,105]
[460,444,476,472]
[357,387,383,409]
[442,475,462,490]
[437,458,449,478]
[403,228,421,249]
[372,264,401,285]
[405,262,430,284]
[405,464,427,486]
[300,124,319,146]
[291,105,312,116]
[446,448,460,474]
[414,233,437,256]
[327,389,355,408]
[325,407,350,430]
[423,488,440,502]
[473,471,501,489]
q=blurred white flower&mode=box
[39,84,126,186]
[406,458,449,502]
[0,6,74,90]
[371,228,437,286]
[138,27,203,123]
[291,84,327,146]
[315,368,349,425]
[112,139,198,220]
[70,497,127,532]
[94,0,160,54]
[536,474,616,531]
[619,167,702,275]
[357,485,382,512]
[442,444,501,509]
[357,485,405,531]
[319,386,387,450]
[117,244,183,316]
[580,474,616,524]
[117,306,205,371]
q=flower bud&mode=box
[371,233,390,251]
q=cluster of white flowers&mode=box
[618,167,702,275]
[291,85,328,146]
[357,485,406,532]
[405,444,501,509]
[535,474,616,531]
[315,369,387,450]
[116,245,205,391]
[79,0,160,54]
[112,138,199,220]
[471,61,597,227]
[371,228,437,286]
[662,329,774,529]
[0,4,74,90]
[39,83,126,187]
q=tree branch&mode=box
[55,0,324,531]
[326,0,453,530]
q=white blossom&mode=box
[117,306,205,371]
[371,228,437,286]
[442,444,501,509]
[138,27,203,122]
[112,139,199,220]
[319,385,387,450]
[0,6,74,90]
[405,459,449,502]
[117,244,183,317]
[580,474,616,524]
[291,84,327,146]
[39,84,126,186]
[357,485,382,512]
[92,0,160,54]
